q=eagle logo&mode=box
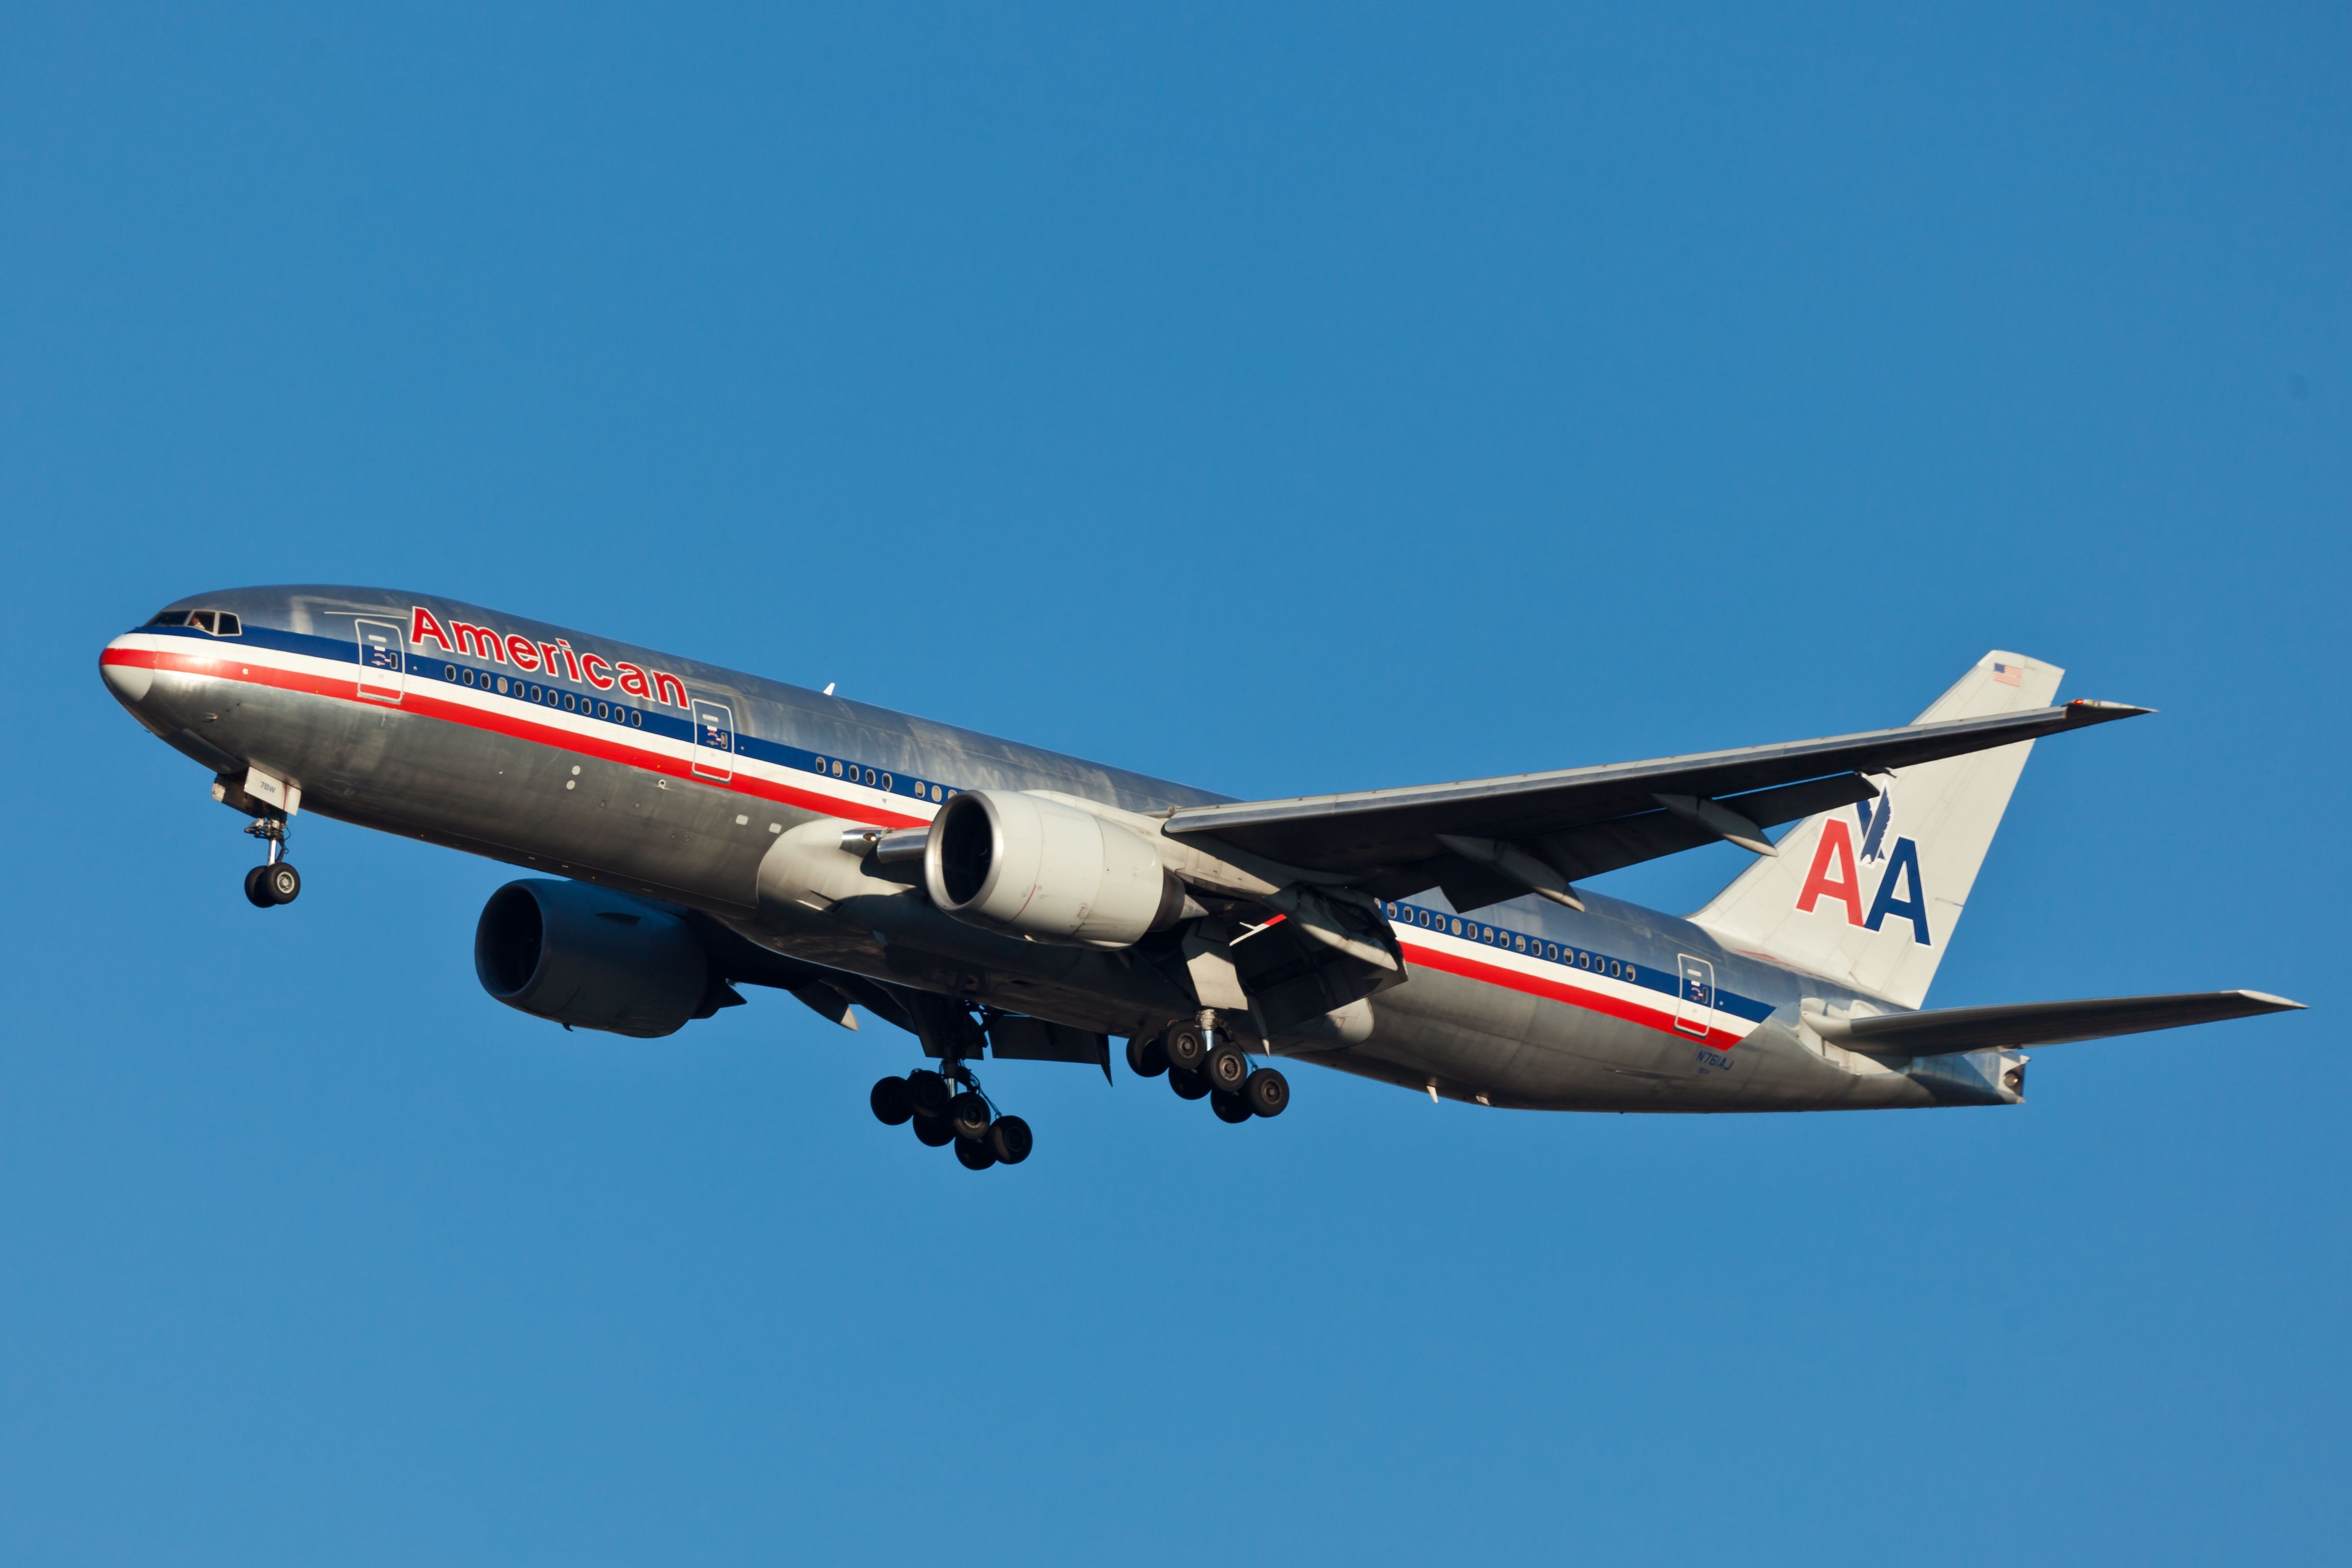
[1855,791,1894,864]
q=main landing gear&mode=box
[242,813,302,908]
[1127,1012,1289,1124]
[868,1062,1033,1171]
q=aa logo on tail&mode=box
[1795,794,1933,945]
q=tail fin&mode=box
[1689,653,2064,1008]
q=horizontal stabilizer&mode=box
[1806,990,2304,1058]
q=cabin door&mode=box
[1675,955,1716,1039]
[691,698,736,781]
[355,618,405,705]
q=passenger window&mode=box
[1513,934,1527,952]
[444,664,458,681]
[863,768,876,786]
[1578,951,1591,968]
[629,711,642,727]
[832,761,844,778]
[811,756,826,772]
[563,693,577,711]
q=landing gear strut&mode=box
[1138,1012,1288,1124]
[242,814,301,908]
[868,1060,1033,1171]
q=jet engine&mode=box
[924,790,1186,946]
[474,878,719,1037]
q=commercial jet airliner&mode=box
[100,588,2299,1169]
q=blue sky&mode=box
[5,5,2346,1563]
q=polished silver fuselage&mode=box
[101,586,2019,1112]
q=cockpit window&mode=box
[144,609,241,636]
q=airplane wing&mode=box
[1809,990,2304,1056]
[1163,700,2146,909]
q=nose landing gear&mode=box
[241,814,302,907]
[869,1063,1033,1171]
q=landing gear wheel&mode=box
[905,1070,952,1121]
[912,1115,956,1148]
[1203,1043,1249,1095]
[948,1092,993,1143]
[1209,1089,1253,1123]
[1126,1034,1169,1078]
[243,866,274,908]
[1168,1066,1209,1101]
[870,1076,913,1126]
[987,1115,1033,1165]
[1244,1067,1290,1118]
[954,1136,998,1170]
[261,862,301,905]
[1164,1022,1206,1072]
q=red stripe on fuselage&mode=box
[101,645,932,829]
[1399,937,1746,1051]
[109,644,1749,1044]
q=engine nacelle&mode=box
[924,790,1183,946]
[474,879,714,1038]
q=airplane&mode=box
[98,588,2301,1169]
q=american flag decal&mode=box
[1992,661,2023,687]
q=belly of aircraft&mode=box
[1319,967,1946,1113]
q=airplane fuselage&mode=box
[100,587,2023,1113]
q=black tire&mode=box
[987,1115,1033,1165]
[869,1076,913,1126]
[1244,1067,1290,1118]
[912,1115,956,1147]
[243,866,274,908]
[1209,1089,1252,1123]
[1125,1033,1169,1078]
[954,1136,997,1170]
[905,1069,952,1120]
[1204,1043,1250,1095]
[1164,1022,1206,1072]
[263,862,301,905]
[948,1091,992,1143]
[1168,1065,1209,1101]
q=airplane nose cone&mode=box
[99,636,155,708]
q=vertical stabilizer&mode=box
[1689,653,2062,1009]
